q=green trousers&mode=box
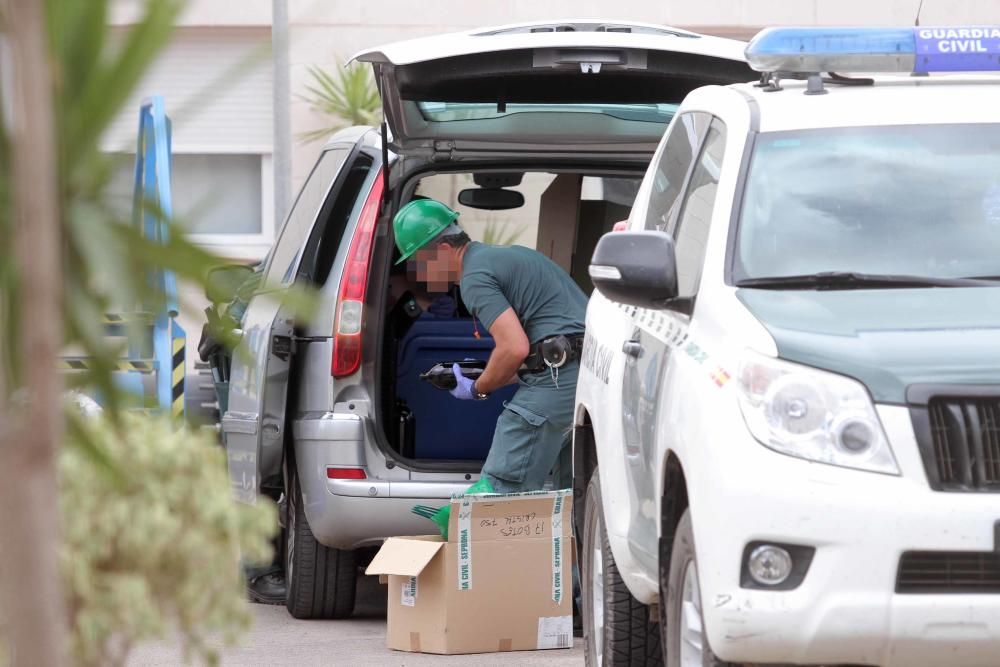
[481,361,579,493]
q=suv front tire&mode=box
[582,468,662,665]
[664,510,734,667]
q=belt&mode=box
[522,334,585,373]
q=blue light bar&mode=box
[746,26,1000,74]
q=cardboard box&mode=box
[366,490,574,655]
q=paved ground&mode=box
[129,571,584,666]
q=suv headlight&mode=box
[736,352,899,475]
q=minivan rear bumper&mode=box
[293,413,471,550]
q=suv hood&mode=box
[349,20,753,157]
[737,287,1000,405]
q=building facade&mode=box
[110,0,1000,261]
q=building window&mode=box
[107,152,271,254]
[171,154,262,234]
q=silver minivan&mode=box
[220,20,751,619]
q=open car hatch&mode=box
[350,20,754,157]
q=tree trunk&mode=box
[0,0,67,665]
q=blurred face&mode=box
[408,243,460,292]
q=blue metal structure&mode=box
[59,97,187,417]
[133,96,186,419]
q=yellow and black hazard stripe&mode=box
[58,359,157,373]
[172,337,185,419]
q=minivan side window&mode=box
[642,112,711,232]
[671,118,727,297]
[264,146,351,287]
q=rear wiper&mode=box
[734,272,993,290]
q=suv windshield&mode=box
[733,124,1000,283]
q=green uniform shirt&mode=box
[460,242,587,344]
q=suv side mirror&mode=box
[589,230,679,309]
[206,264,254,304]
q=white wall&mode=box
[110,0,272,27]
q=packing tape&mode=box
[457,496,473,591]
[551,492,566,604]
[498,638,513,652]
[459,488,572,503]
[409,632,421,652]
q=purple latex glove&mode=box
[449,363,476,400]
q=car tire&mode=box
[583,468,662,666]
[663,510,734,667]
[285,457,357,619]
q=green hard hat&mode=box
[393,199,460,265]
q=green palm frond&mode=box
[298,63,382,142]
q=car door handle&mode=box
[622,340,643,358]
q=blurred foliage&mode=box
[482,219,527,246]
[62,415,275,667]
[0,0,315,425]
[0,0,200,412]
[299,63,381,142]
[0,0,312,662]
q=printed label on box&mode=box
[537,615,573,650]
[401,577,417,607]
[457,497,473,590]
[551,493,565,604]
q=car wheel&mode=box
[583,468,662,666]
[285,457,357,619]
[664,510,734,667]
[184,361,221,433]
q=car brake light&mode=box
[326,467,367,480]
[332,173,384,378]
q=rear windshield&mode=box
[734,124,1000,281]
[417,102,678,124]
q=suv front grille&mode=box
[897,551,1000,593]
[909,388,1000,492]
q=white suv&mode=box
[576,26,1000,667]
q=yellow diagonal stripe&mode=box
[171,337,185,419]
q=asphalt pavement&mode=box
[128,569,584,666]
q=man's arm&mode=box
[474,307,529,395]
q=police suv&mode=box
[575,27,1000,667]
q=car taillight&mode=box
[326,467,367,480]
[332,174,384,378]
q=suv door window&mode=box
[642,112,711,232]
[670,118,727,297]
[264,146,351,287]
